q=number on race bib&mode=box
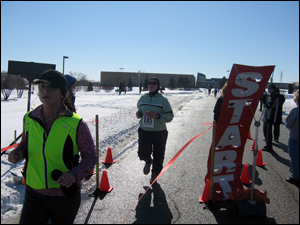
[142,115,155,128]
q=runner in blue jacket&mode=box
[136,77,174,184]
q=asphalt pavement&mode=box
[75,91,299,224]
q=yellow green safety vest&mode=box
[24,111,82,189]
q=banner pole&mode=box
[250,121,260,200]
[88,115,101,198]
[95,115,99,189]
[14,130,17,168]
[209,120,216,202]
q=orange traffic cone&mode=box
[85,168,96,181]
[102,147,116,164]
[199,179,210,203]
[21,167,26,186]
[88,168,96,176]
[99,170,113,192]
[247,129,253,140]
[240,164,252,184]
[250,139,261,151]
[256,150,266,166]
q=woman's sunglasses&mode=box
[148,81,157,85]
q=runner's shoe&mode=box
[143,159,152,175]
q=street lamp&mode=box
[120,67,124,82]
[226,70,230,77]
[138,70,141,94]
[63,56,69,75]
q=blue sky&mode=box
[1,1,299,83]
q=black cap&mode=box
[34,69,67,97]
[268,84,277,90]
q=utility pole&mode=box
[138,70,141,95]
[63,56,69,75]
[280,71,283,83]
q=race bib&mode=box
[142,115,154,128]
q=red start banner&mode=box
[204,64,275,201]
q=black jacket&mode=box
[263,91,285,124]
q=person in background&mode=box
[259,90,268,111]
[262,84,279,151]
[214,85,218,98]
[213,82,227,123]
[64,74,77,113]
[119,82,126,95]
[136,77,174,184]
[207,85,212,96]
[273,87,285,142]
[8,69,97,224]
[285,90,299,185]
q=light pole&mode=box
[119,67,124,82]
[138,70,141,94]
[63,56,69,75]
[226,70,230,77]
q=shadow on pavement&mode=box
[133,183,173,224]
[203,200,277,224]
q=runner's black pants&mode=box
[138,128,168,175]
[19,185,81,224]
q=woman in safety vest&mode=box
[8,69,97,224]
[136,77,174,184]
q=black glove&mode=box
[51,169,78,198]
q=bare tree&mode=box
[1,71,28,100]
[68,71,89,91]
[1,71,14,100]
[15,75,27,98]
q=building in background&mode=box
[100,71,195,89]
[100,71,297,91]
[196,73,224,88]
[196,73,206,87]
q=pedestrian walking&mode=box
[207,85,212,96]
[136,77,174,184]
[214,85,218,98]
[285,90,299,185]
[8,69,97,224]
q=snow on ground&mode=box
[1,87,297,223]
[1,87,196,223]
